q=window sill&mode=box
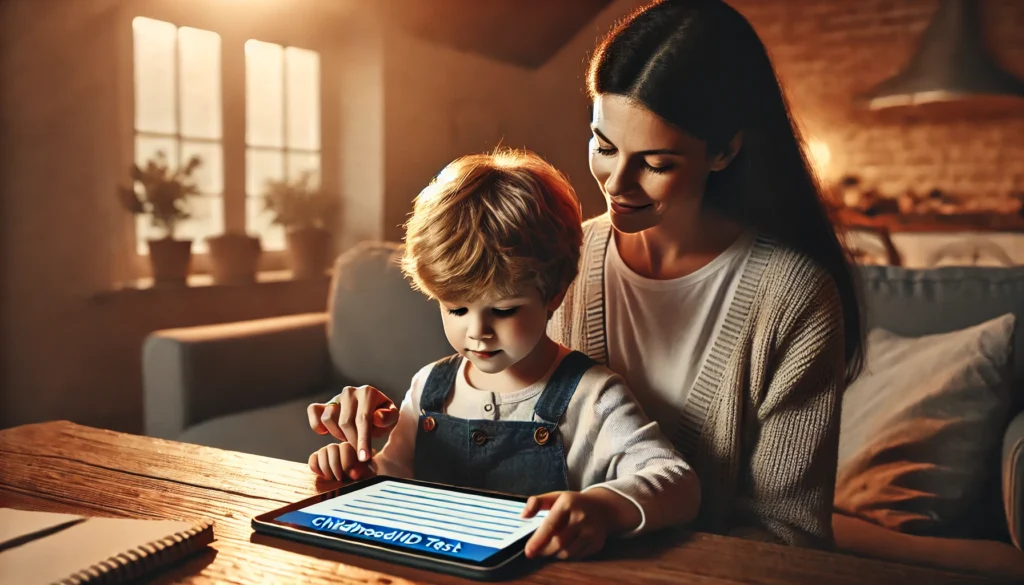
[90,269,332,302]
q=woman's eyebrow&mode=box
[591,126,683,156]
[591,126,616,146]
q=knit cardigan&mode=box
[548,214,846,549]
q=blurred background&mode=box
[1,0,1022,434]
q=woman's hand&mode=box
[307,386,399,462]
[521,488,641,560]
[308,442,376,482]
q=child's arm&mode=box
[520,485,641,560]
[368,382,421,478]
[521,371,700,560]
[567,371,701,535]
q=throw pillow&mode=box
[835,312,1016,537]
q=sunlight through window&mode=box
[245,40,321,251]
[132,18,224,254]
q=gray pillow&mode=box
[327,242,452,404]
[835,313,1016,537]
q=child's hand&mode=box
[307,442,376,482]
[307,386,399,462]
[521,488,640,561]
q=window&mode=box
[245,40,321,251]
[132,17,223,254]
[130,18,323,258]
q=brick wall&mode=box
[730,0,1024,199]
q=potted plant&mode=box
[118,151,202,285]
[262,171,338,279]
[206,231,262,285]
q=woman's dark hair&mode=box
[588,0,864,383]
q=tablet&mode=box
[251,476,548,581]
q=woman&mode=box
[310,0,864,550]
[550,0,865,549]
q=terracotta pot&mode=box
[207,233,261,285]
[147,238,192,286]
[285,227,333,279]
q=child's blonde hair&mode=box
[401,148,583,304]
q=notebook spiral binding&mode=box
[55,519,214,585]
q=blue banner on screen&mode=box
[275,480,547,562]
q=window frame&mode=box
[131,17,226,257]
[117,4,337,279]
[244,40,324,255]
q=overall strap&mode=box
[419,354,462,412]
[533,351,597,424]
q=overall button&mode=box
[471,430,488,445]
[484,403,493,412]
[534,427,550,445]
[422,416,436,432]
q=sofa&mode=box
[142,241,1024,577]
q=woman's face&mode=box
[589,94,724,234]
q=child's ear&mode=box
[545,288,568,319]
[709,131,743,172]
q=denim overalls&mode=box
[412,351,597,496]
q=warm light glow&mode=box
[807,139,831,178]
[244,39,322,252]
[244,39,273,56]
[132,17,224,254]
[132,16,171,33]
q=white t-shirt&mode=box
[604,232,756,438]
[373,345,696,535]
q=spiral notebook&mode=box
[0,508,214,585]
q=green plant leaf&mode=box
[260,170,338,231]
[124,151,204,239]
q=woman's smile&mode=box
[609,200,654,215]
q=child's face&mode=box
[437,286,554,375]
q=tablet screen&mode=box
[273,479,547,563]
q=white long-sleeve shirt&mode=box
[373,345,699,535]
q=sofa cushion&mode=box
[326,242,452,405]
[858,265,1024,381]
[835,313,1016,537]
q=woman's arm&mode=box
[735,273,846,549]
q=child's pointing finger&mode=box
[522,493,555,519]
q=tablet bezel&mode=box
[251,475,540,574]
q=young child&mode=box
[307,149,699,560]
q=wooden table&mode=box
[0,422,1016,585]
